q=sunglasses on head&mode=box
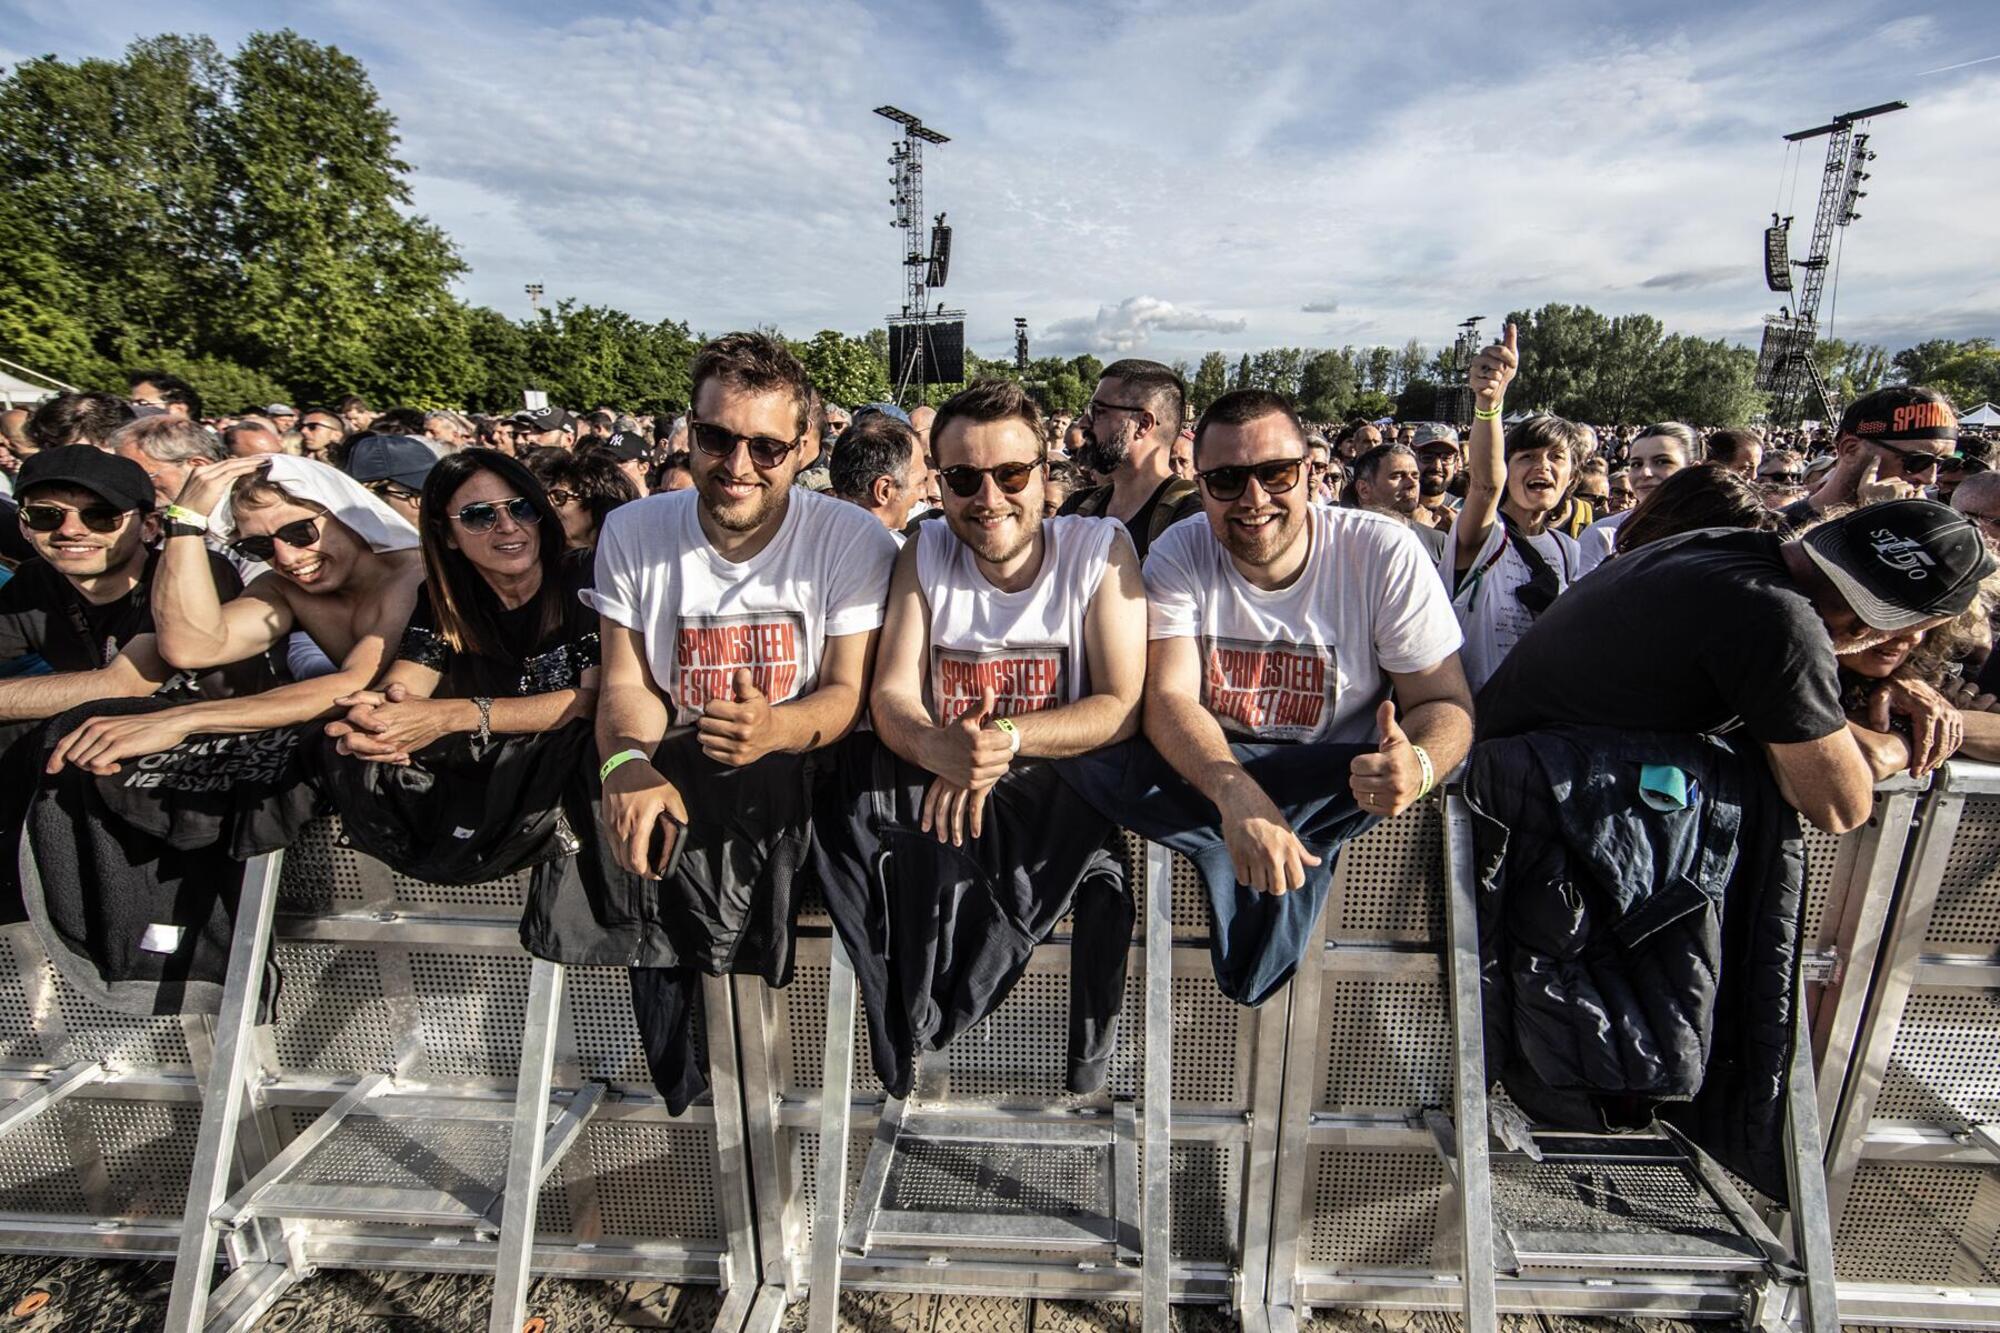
[938,461,1040,498]
[688,419,801,470]
[229,517,322,563]
[19,502,130,534]
[453,496,540,533]
[1198,457,1307,502]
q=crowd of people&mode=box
[1,330,1995,1182]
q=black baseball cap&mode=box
[597,430,650,461]
[16,445,156,513]
[518,405,571,435]
[1802,498,1996,632]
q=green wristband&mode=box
[163,503,210,531]
[599,748,648,783]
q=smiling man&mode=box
[42,455,423,774]
[574,332,897,1112]
[815,378,1148,1095]
[1063,387,1473,1008]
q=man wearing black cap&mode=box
[0,448,242,723]
[1779,385,1960,529]
[1478,498,1997,832]
[345,435,440,524]
[519,405,573,451]
[587,430,653,497]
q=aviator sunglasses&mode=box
[229,517,322,563]
[1198,457,1307,502]
[453,496,540,533]
[19,502,129,534]
[938,461,1041,498]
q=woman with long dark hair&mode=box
[327,448,598,763]
[524,447,639,552]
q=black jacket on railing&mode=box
[1464,725,1807,1203]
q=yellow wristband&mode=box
[163,503,210,530]
[1413,744,1435,800]
[993,717,1021,755]
[599,748,648,783]
[1474,405,1502,421]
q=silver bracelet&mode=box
[474,696,493,743]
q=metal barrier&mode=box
[8,772,2000,1329]
[1825,759,2000,1328]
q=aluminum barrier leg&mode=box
[805,932,858,1333]
[1781,969,1840,1333]
[1140,840,1173,1333]
[1439,792,1500,1333]
[703,973,787,1333]
[164,851,291,1333]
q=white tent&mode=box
[0,369,57,409]
[1962,402,2000,428]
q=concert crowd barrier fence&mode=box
[0,763,1995,1331]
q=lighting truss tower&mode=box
[1767,101,1906,425]
[876,105,950,400]
[1014,318,1030,372]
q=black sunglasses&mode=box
[19,502,130,534]
[1760,470,1805,485]
[688,419,801,469]
[1876,439,1943,475]
[1198,457,1307,502]
[545,488,580,506]
[453,496,540,533]
[938,461,1041,498]
[365,479,420,503]
[229,517,322,562]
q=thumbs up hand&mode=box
[1468,322,1518,408]
[924,684,1016,790]
[698,667,778,766]
[1348,699,1425,818]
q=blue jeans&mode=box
[1056,739,1377,1006]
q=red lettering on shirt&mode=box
[933,646,1069,721]
[1200,635,1335,741]
[675,612,806,712]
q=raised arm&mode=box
[1454,322,1518,570]
[154,457,297,668]
[0,635,175,723]
[47,574,420,774]
[1144,634,1320,895]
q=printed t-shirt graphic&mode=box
[1200,635,1334,741]
[932,644,1070,721]
[675,611,808,711]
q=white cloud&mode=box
[1044,296,1247,354]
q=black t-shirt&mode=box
[1057,476,1201,559]
[1475,529,1848,746]
[395,552,600,698]
[0,549,243,673]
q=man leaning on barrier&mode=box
[1061,387,1475,1006]
[577,332,898,1113]
[1467,496,1997,1196]
[814,378,1149,1097]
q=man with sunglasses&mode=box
[815,379,1147,1095]
[0,448,245,725]
[1060,359,1200,557]
[346,434,439,525]
[1062,389,1471,1007]
[1777,385,1960,530]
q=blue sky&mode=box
[4,0,1997,364]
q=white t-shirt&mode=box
[917,515,1124,722]
[1145,508,1463,743]
[1441,510,1581,693]
[1576,509,1630,576]
[589,488,897,720]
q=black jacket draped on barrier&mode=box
[1463,726,1807,1202]
[810,730,1132,1099]
[22,698,318,1015]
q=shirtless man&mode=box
[46,455,423,773]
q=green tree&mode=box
[1393,340,1427,393]
[796,329,890,407]
[1891,339,1965,387]
[1189,352,1229,412]
[1297,350,1358,421]
[1232,354,1252,389]
[1815,339,1890,401]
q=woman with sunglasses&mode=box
[525,448,639,552]
[327,449,599,765]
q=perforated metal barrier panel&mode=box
[8,774,2000,1330]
